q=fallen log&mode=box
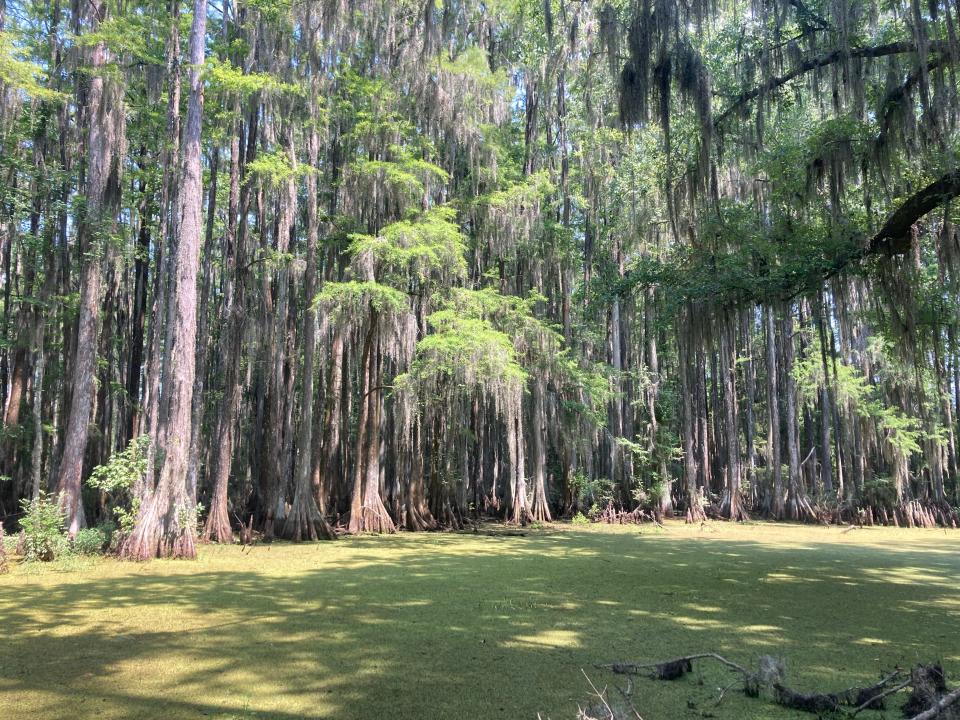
[598,652,958,718]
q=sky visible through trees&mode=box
[0,0,959,557]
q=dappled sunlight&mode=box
[503,629,582,649]
[2,522,959,719]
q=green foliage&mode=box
[75,15,166,66]
[571,511,591,525]
[314,281,409,318]
[113,498,141,540]
[403,312,527,390]
[568,471,615,514]
[245,150,308,188]
[87,436,149,542]
[1,532,15,557]
[88,436,150,494]
[792,336,932,464]
[0,32,66,102]
[206,58,300,98]
[72,525,113,556]
[18,493,66,562]
[862,477,897,509]
[349,206,467,281]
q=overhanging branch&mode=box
[869,169,960,255]
[716,40,953,125]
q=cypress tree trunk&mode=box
[283,119,335,541]
[680,309,705,522]
[529,378,552,522]
[121,0,206,560]
[781,307,815,521]
[765,307,784,518]
[359,339,395,533]
[719,312,748,520]
[56,0,122,535]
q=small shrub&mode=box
[862,476,897,509]
[113,498,140,540]
[87,436,149,543]
[569,471,615,514]
[73,525,111,555]
[88,435,149,494]
[571,511,591,526]
[19,493,66,562]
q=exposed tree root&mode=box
[399,501,438,531]
[684,495,707,523]
[784,492,818,522]
[355,504,396,534]
[598,652,956,719]
[595,501,666,526]
[530,491,552,523]
[827,499,960,528]
[909,686,960,720]
[202,498,234,544]
[281,484,336,541]
[119,491,197,560]
[719,490,751,521]
[903,665,958,719]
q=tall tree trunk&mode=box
[719,312,747,520]
[55,0,122,535]
[358,334,395,533]
[529,378,552,522]
[679,309,705,522]
[283,118,335,541]
[121,0,206,559]
[781,307,814,521]
[765,306,784,518]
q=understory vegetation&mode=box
[2,524,959,719]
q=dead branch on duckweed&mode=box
[579,669,616,720]
[908,686,960,720]
[773,683,841,713]
[596,653,953,719]
[850,674,911,715]
[600,652,751,681]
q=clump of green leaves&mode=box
[569,472,615,516]
[72,524,114,556]
[87,435,149,541]
[862,477,897,510]
[19,492,66,562]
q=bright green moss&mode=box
[1,523,958,719]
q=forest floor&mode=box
[1,521,958,720]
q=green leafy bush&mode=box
[72,524,113,555]
[88,435,149,495]
[19,493,66,562]
[87,435,149,542]
[862,477,897,509]
[571,511,591,526]
[568,471,615,514]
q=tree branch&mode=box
[716,40,953,125]
[869,168,960,255]
[907,685,960,720]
